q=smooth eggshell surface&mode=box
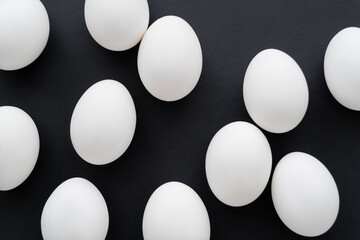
[206,121,272,207]
[0,0,49,71]
[243,49,309,133]
[271,152,339,237]
[138,15,202,101]
[143,182,210,240]
[0,106,40,191]
[324,27,360,110]
[70,80,136,165]
[41,177,109,240]
[85,0,149,51]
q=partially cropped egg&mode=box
[271,152,339,237]
[138,16,202,101]
[0,0,50,70]
[41,177,109,240]
[205,121,272,207]
[84,0,149,51]
[243,49,309,133]
[143,182,210,240]
[0,106,40,191]
[70,80,136,165]
[324,27,360,110]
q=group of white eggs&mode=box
[0,0,359,239]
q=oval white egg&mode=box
[0,0,49,71]
[0,106,40,191]
[84,0,149,51]
[243,49,309,133]
[143,182,210,240]
[205,121,272,207]
[41,177,109,240]
[70,80,136,165]
[324,27,360,110]
[137,15,202,101]
[271,152,339,237]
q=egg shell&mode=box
[137,15,202,101]
[324,27,360,110]
[271,152,339,237]
[205,121,272,207]
[243,49,309,133]
[0,0,49,71]
[142,182,210,240]
[84,0,149,51]
[70,80,136,165]
[41,177,109,240]
[0,106,40,191]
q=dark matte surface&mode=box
[0,0,359,239]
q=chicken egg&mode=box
[205,121,272,207]
[143,182,210,240]
[243,49,309,133]
[70,80,136,165]
[324,27,360,110]
[137,16,202,101]
[272,152,339,237]
[41,177,109,240]
[0,0,49,70]
[84,0,149,51]
[0,106,40,191]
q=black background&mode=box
[0,0,359,239]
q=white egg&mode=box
[143,182,210,240]
[84,0,149,51]
[205,121,272,207]
[271,152,339,237]
[137,16,202,101]
[324,27,360,110]
[41,177,109,240]
[243,49,309,133]
[0,106,40,191]
[70,80,136,165]
[0,0,49,71]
